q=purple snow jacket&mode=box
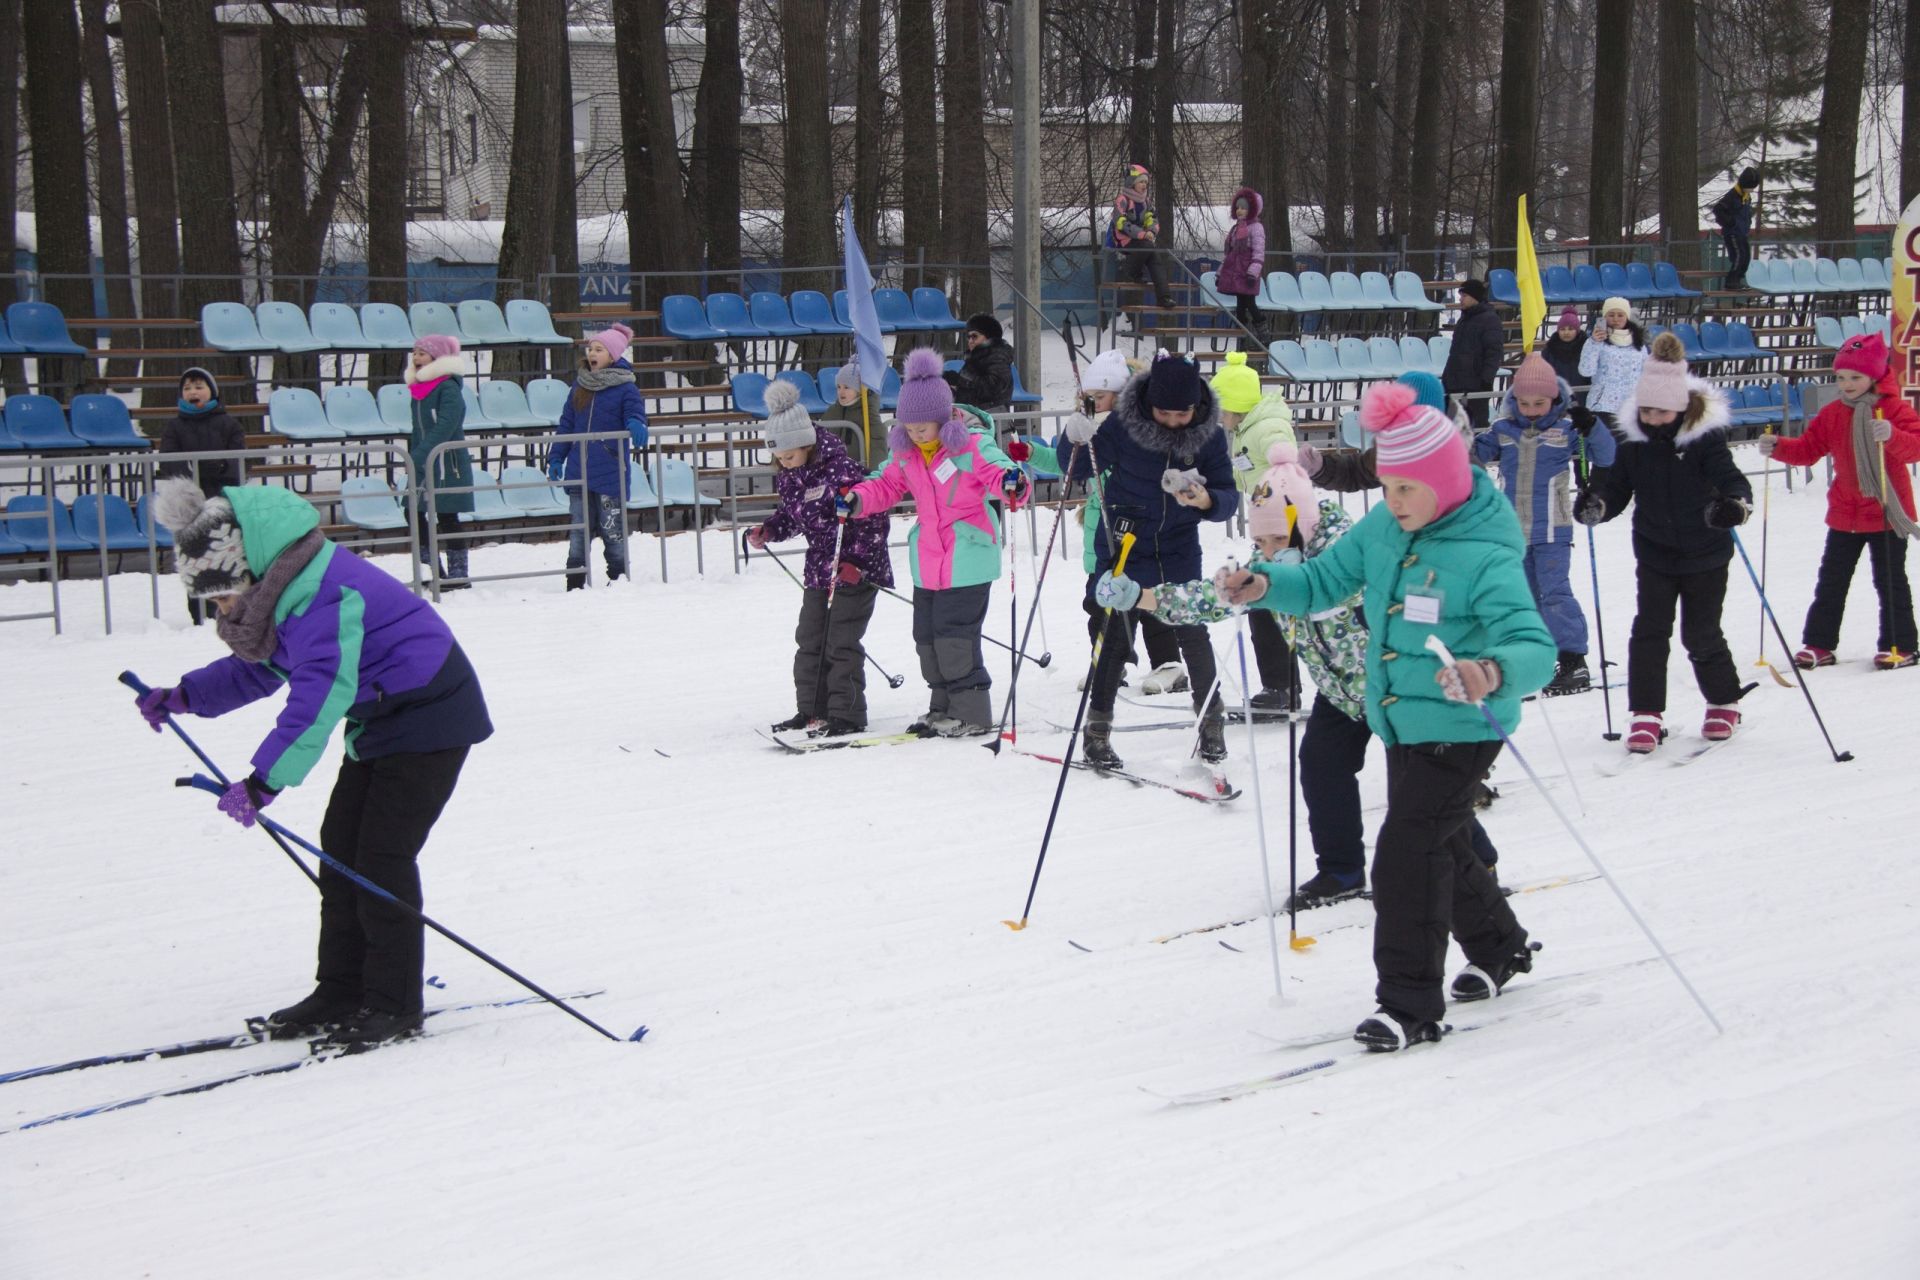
[759,427,894,590]
[1218,187,1266,298]
[176,485,492,792]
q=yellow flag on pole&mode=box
[1516,195,1546,354]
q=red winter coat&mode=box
[1771,385,1920,533]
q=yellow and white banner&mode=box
[1896,192,1920,411]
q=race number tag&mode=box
[1403,590,1443,625]
[1233,452,1254,472]
[803,485,826,502]
[933,458,958,483]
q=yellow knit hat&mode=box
[1210,350,1263,415]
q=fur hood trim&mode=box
[1115,373,1221,463]
[1616,374,1732,446]
[404,354,470,385]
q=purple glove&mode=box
[138,685,189,732]
[217,776,276,828]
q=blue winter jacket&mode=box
[548,362,650,498]
[1063,374,1238,587]
[1472,378,1618,546]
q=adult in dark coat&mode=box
[158,366,249,624]
[1063,353,1239,768]
[1441,279,1506,434]
[944,313,1014,413]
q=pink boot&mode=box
[1626,711,1664,754]
[1703,704,1741,741]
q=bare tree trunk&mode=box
[1126,0,1155,170]
[1905,0,1920,211]
[1150,0,1178,246]
[495,0,566,383]
[1490,0,1542,271]
[783,0,836,294]
[1812,0,1869,250]
[362,0,409,383]
[1404,0,1445,275]
[28,0,95,396]
[941,0,991,318]
[898,0,941,288]
[0,4,20,396]
[262,20,316,387]
[1656,0,1699,272]
[1351,0,1382,252]
[854,0,884,252]
[1588,0,1630,251]
[1323,0,1350,251]
[118,0,183,407]
[1387,0,1418,241]
[1241,0,1297,267]
[80,0,139,385]
[689,0,742,288]
[549,41,580,326]
[611,0,698,299]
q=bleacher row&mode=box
[657,288,967,342]
[202,299,574,356]
[1487,256,1891,307]
[1812,314,1893,350]
[1199,269,1447,317]
[1742,257,1894,299]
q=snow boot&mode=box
[319,1006,425,1051]
[930,719,993,738]
[1283,868,1366,912]
[1625,711,1665,754]
[909,713,958,738]
[565,568,587,591]
[1196,703,1228,764]
[1249,686,1301,716]
[819,717,866,737]
[1450,940,1543,1002]
[771,712,819,733]
[1541,652,1591,696]
[1702,703,1741,741]
[263,987,362,1041]
[1793,645,1835,670]
[1354,1007,1445,1053]
[1141,662,1189,695]
[1082,712,1124,770]
[440,545,471,590]
[1874,649,1917,670]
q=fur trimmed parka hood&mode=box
[1615,375,1732,447]
[1114,372,1222,464]
[404,354,470,385]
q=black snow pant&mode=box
[1802,528,1917,654]
[912,582,993,728]
[1248,607,1300,696]
[1626,561,1743,713]
[1371,740,1526,1024]
[315,745,470,1016]
[1082,574,1181,668]
[1720,226,1752,290]
[793,581,878,724]
[1089,603,1219,717]
[1111,245,1171,318]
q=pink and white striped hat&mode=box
[1358,381,1471,517]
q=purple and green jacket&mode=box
[760,427,894,590]
[176,486,492,791]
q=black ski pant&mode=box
[793,581,878,723]
[1109,246,1171,319]
[1372,740,1526,1024]
[912,582,993,727]
[1720,226,1752,289]
[1803,528,1917,653]
[1082,574,1180,669]
[1088,603,1219,717]
[1248,607,1300,696]
[1626,561,1743,713]
[315,745,470,1016]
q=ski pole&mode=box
[1422,635,1722,1035]
[174,773,646,1043]
[1283,614,1311,951]
[1232,616,1287,1003]
[1732,530,1854,763]
[1528,691,1588,817]
[987,444,1082,754]
[120,671,320,887]
[1003,532,1135,932]
[744,535,905,689]
[875,583,1050,667]
[1752,437,1791,687]
[1577,440,1620,740]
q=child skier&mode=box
[1759,332,1920,670]
[1062,352,1240,769]
[546,323,650,589]
[404,334,475,589]
[844,348,1027,737]
[1212,349,1302,711]
[157,367,247,625]
[747,379,894,736]
[1576,332,1752,752]
[1215,381,1557,1050]
[138,479,493,1047]
[1473,351,1617,694]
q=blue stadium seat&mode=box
[1570,264,1608,303]
[377,383,414,432]
[70,494,153,551]
[267,387,346,440]
[1598,262,1646,302]
[309,303,369,349]
[1260,273,1303,313]
[1651,261,1699,298]
[731,372,772,418]
[455,300,516,346]
[1428,334,1452,368]
[1361,272,1400,310]
[136,494,174,548]
[1302,338,1342,382]
[648,457,721,510]
[774,370,830,414]
[1834,258,1866,293]
[255,302,330,353]
[359,303,417,350]
[324,387,390,437]
[1788,259,1820,294]
[1666,323,1708,361]
[623,459,661,510]
[460,385,502,429]
[340,476,409,531]
[661,294,726,341]
[873,288,920,332]
[791,289,852,335]
[5,303,88,356]
[504,299,575,347]
[879,365,901,411]
[1398,336,1434,373]
[201,302,278,353]
[499,465,571,518]
[457,470,515,523]
[5,396,86,450]
[3,496,81,551]
[1745,260,1785,295]
[1723,322,1766,359]
[1008,364,1041,408]
[68,395,151,449]
[1488,269,1522,306]
[834,290,894,334]
[479,381,552,429]
[1335,337,1377,380]
[0,311,22,355]
[1813,315,1846,349]
[1813,258,1844,292]
[1339,410,1365,448]
[1296,271,1339,312]
[1392,271,1445,312]
[1330,272,1375,310]
[1861,257,1892,291]
[1697,321,1733,360]
[749,292,810,339]
[704,292,770,339]
[1541,266,1577,304]
[911,287,968,331]
[1366,337,1405,378]
[408,302,463,341]
[1266,339,1309,380]
[525,377,569,424]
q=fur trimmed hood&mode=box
[1114,372,1221,463]
[1615,375,1732,446]
[404,354,470,385]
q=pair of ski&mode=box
[1006,746,1240,804]
[1,990,604,1136]
[1592,738,1726,776]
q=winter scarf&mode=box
[409,376,447,402]
[215,529,326,662]
[573,364,637,411]
[1849,391,1920,540]
[177,399,222,418]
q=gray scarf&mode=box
[216,530,327,662]
[1847,391,1920,540]
[577,366,636,393]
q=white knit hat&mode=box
[1601,296,1633,318]
[763,379,816,452]
[1082,348,1133,394]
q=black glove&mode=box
[1704,496,1750,530]
[1569,404,1597,437]
[1574,490,1607,526]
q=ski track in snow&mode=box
[2,444,1917,1277]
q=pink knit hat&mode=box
[1359,381,1471,517]
[1556,306,1581,330]
[413,333,461,361]
[1248,441,1320,545]
[1634,332,1692,413]
[1510,351,1559,401]
[589,322,634,363]
[1833,332,1890,382]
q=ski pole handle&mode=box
[122,670,233,787]
[1112,531,1136,576]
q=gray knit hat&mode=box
[763,378,816,453]
[154,477,252,598]
[834,365,860,392]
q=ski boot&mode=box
[1702,704,1741,741]
[771,712,821,733]
[262,987,361,1041]
[1541,652,1590,696]
[1196,704,1228,764]
[1874,649,1917,670]
[1140,662,1189,695]
[1082,712,1124,770]
[1354,1007,1445,1053]
[819,717,866,737]
[1625,711,1665,754]
[1283,869,1366,912]
[1793,646,1835,670]
[1450,940,1543,1002]
[318,1007,425,1052]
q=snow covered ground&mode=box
[3,452,1917,1277]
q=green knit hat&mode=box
[1209,350,1263,415]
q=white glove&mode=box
[1062,412,1098,445]
[1871,418,1893,444]
[1756,434,1776,456]
[1161,467,1204,495]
